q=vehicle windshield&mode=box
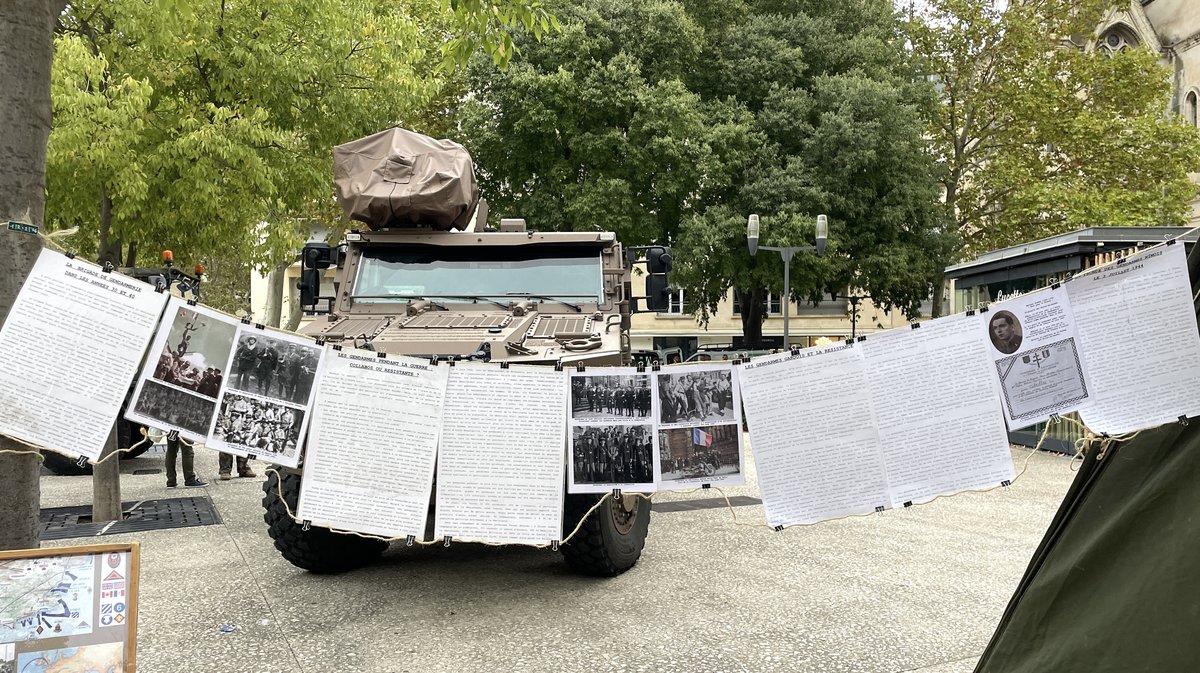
[352,245,604,304]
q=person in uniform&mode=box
[234,336,259,390]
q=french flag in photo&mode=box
[692,428,712,447]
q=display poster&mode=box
[0,249,167,460]
[1069,243,1200,433]
[985,286,1090,428]
[861,315,1015,507]
[567,367,657,493]
[0,543,139,673]
[204,324,324,468]
[435,363,567,545]
[125,297,239,443]
[654,362,745,489]
[737,344,890,528]
[297,349,449,538]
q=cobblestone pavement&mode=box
[35,441,1075,673]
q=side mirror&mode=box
[298,268,322,309]
[646,275,671,312]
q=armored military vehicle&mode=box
[260,128,671,576]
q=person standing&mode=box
[165,431,206,488]
[218,451,257,480]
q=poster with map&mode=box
[0,544,138,673]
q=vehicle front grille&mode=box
[401,314,511,329]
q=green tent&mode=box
[975,249,1200,672]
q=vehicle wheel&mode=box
[261,470,389,573]
[560,492,650,577]
[40,450,92,476]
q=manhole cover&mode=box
[40,496,221,540]
[651,495,762,513]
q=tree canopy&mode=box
[461,0,947,344]
[46,0,553,307]
[910,0,1200,261]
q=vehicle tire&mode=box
[40,450,92,476]
[560,492,650,577]
[261,470,389,573]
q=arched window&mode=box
[1096,27,1139,57]
[1187,92,1198,128]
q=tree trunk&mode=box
[0,0,65,551]
[736,286,766,348]
[930,271,947,319]
[125,240,138,267]
[97,184,122,266]
[263,263,288,327]
[92,186,123,520]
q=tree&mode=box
[460,0,721,246]
[910,0,1200,287]
[0,0,64,551]
[0,0,552,550]
[671,0,946,344]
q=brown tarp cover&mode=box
[975,244,1200,673]
[333,127,479,231]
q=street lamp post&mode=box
[746,214,828,349]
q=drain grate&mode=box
[40,496,222,540]
[651,495,762,513]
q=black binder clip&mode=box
[1117,257,1127,265]
[240,316,251,324]
[443,536,452,547]
[186,298,198,306]
[966,309,976,316]
[315,338,325,347]
[255,323,265,330]
[790,346,801,356]
[76,456,88,468]
[155,285,166,293]
[910,322,921,330]
[101,261,114,273]
[612,488,622,499]
[550,540,560,551]
[845,338,854,345]
[1180,415,1190,426]
[702,483,711,490]
[652,363,661,372]
[301,520,311,531]
[636,363,645,373]
[875,506,885,513]
[857,335,866,342]
[979,306,990,314]
[376,351,386,359]
[500,361,510,369]
[166,429,179,441]
[773,525,784,532]
[332,344,343,352]
[1167,237,1177,246]
[554,362,563,372]
[1051,282,1061,290]
[1001,480,1012,489]
[428,355,438,366]
[447,358,456,367]
[405,535,416,547]
[576,363,586,372]
[65,251,76,259]
[1049,413,1062,424]
[903,501,914,508]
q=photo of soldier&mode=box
[571,424,654,486]
[211,391,305,457]
[150,305,236,400]
[658,424,741,484]
[227,331,322,406]
[570,374,652,421]
[132,380,216,437]
[656,369,735,425]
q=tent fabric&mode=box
[975,246,1200,673]
[333,127,479,231]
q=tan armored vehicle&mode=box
[260,128,671,576]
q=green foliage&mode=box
[462,0,946,339]
[911,0,1200,260]
[46,0,552,300]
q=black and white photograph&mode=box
[131,380,216,437]
[226,330,321,406]
[210,391,306,460]
[570,424,656,491]
[658,424,743,487]
[657,366,737,425]
[150,303,237,399]
[988,310,1024,355]
[570,373,652,421]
